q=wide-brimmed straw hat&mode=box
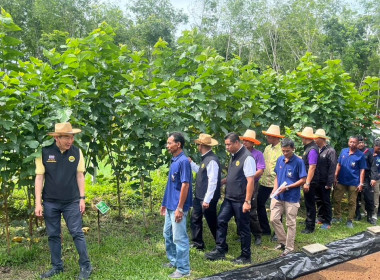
[48,122,82,136]
[262,125,285,138]
[297,127,316,139]
[240,129,261,145]
[313,128,330,140]
[194,133,218,146]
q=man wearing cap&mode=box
[297,127,319,234]
[354,136,377,225]
[161,132,192,279]
[258,125,284,237]
[240,129,266,246]
[270,138,307,257]
[332,136,366,228]
[313,129,337,229]
[189,134,221,250]
[34,122,92,279]
[205,133,256,264]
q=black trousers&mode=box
[257,184,273,235]
[216,199,251,258]
[249,181,262,236]
[304,182,317,231]
[190,197,218,248]
[355,180,375,218]
[315,182,332,225]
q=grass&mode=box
[0,165,375,279]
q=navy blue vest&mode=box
[225,146,252,202]
[42,142,80,202]
[195,151,221,201]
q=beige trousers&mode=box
[270,198,300,251]
[373,180,380,220]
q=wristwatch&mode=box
[305,182,310,186]
[177,207,184,214]
[286,187,289,191]
[79,196,86,200]
[245,200,251,205]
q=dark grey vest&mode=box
[195,151,221,201]
[225,146,252,202]
[302,141,319,183]
[42,142,80,202]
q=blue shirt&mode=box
[373,149,380,180]
[338,148,367,186]
[274,154,307,203]
[162,152,193,211]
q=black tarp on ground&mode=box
[200,231,380,280]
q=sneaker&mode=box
[254,236,262,246]
[367,218,377,225]
[40,268,64,279]
[205,249,225,261]
[301,228,314,234]
[346,220,354,228]
[271,233,278,242]
[168,270,190,279]
[321,223,331,230]
[275,243,285,251]
[78,266,93,280]
[280,249,293,257]
[163,263,175,268]
[232,255,251,265]
[331,217,342,223]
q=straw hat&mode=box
[194,133,218,146]
[296,127,316,139]
[313,128,330,140]
[48,122,82,136]
[240,129,261,145]
[262,125,285,138]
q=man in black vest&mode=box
[206,133,256,264]
[189,133,221,250]
[34,123,92,279]
[297,127,319,234]
[355,136,377,225]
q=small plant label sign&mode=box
[96,201,110,214]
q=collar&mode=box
[172,151,184,162]
[283,154,296,163]
[201,150,212,157]
[231,144,243,157]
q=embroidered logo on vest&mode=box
[69,156,75,162]
[47,155,56,163]
[201,163,205,168]
[236,160,240,166]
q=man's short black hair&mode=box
[169,132,185,148]
[349,135,359,141]
[224,132,240,143]
[357,135,364,142]
[375,139,380,147]
[281,138,295,149]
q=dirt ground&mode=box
[297,251,380,280]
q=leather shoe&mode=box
[40,268,63,279]
[78,266,93,280]
[190,243,205,251]
[232,255,251,264]
[301,228,314,234]
[205,249,225,261]
[254,236,262,246]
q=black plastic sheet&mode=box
[200,231,380,280]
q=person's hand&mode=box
[80,199,86,214]
[303,184,310,193]
[242,201,251,213]
[35,204,43,217]
[188,157,192,163]
[202,202,209,209]
[175,209,184,223]
[160,206,166,216]
[357,185,363,192]
[221,178,227,185]
[371,180,376,187]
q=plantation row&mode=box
[0,8,379,251]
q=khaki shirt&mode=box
[259,143,282,188]
[35,149,85,174]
